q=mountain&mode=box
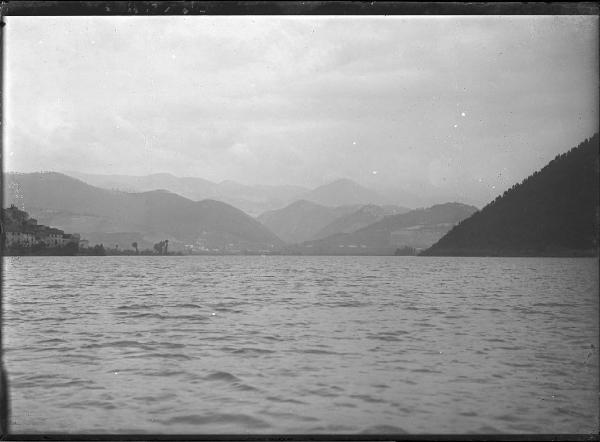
[64,171,308,216]
[302,178,389,207]
[213,180,310,216]
[65,173,411,215]
[422,135,599,257]
[257,200,361,244]
[4,172,283,252]
[312,204,411,240]
[64,171,217,197]
[286,202,478,255]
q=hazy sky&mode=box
[4,15,598,205]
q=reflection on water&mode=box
[3,256,599,434]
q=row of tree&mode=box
[79,240,173,256]
[153,240,169,255]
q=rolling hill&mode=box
[4,172,283,252]
[257,200,360,244]
[312,204,410,240]
[422,134,599,256]
[286,202,477,255]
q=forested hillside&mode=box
[422,134,599,256]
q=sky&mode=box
[4,15,598,206]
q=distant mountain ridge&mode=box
[286,202,477,255]
[4,172,283,252]
[63,172,409,215]
[64,171,309,217]
[422,134,599,256]
[301,178,391,207]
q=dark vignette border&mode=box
[5,433,600,441]
[0,1,599,16]
[0,1,598,441]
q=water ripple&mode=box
[3,255,598,434]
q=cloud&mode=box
[5,15,598,205]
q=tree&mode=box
[92,244,106,256]
[395,246,416,256]
[132,242,138,254]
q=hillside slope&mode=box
[313,204,410,240]
[286,202,477,255]
[257,200,359,244]
[422,134,599,256]
[4,172,283,252]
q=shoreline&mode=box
[3,252,597,258]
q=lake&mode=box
[2,256,598,434]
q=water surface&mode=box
[3,256,598,434]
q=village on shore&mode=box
[1,204,417,257]
[1,205,178,256]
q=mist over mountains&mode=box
[258,201,411,244]
[65,171,309,217]
[257,200,362,244]
[6,133,597,257]
[300,179,390,207]
[64,172,446,215]
[312,204,411,240]
[4,171,474,253]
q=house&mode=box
[34,226,65,247]
[63,233,80,247]
[4,230,36,247]
[2,205,80,250]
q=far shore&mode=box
[2,250,597,258]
